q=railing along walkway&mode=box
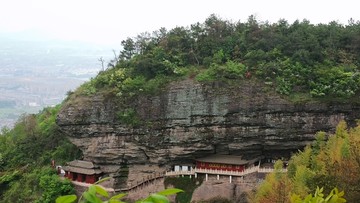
[165,170,195,176]
[71,167,287,193]
[114,172,165,192]
[70,180,115,193]
[165,166,287,177]
[258,167,287,173]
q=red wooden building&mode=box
[195,154,258,172]
[63,160,102,184]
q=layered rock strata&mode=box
[57,79,360,189]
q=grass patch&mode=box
[286,92,360,104]
[117,108,141,126]
[287,92,313,103]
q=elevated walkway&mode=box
[70,180,115,193]
[115,172,165,192]
[69,166,287,194]
[165,166,287,177]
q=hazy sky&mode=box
[0,0,359,46]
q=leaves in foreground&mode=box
[56,184,183,203]
[291,187,346,203]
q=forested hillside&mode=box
[0,106,81,202]
[1,15,360,202]
[77,14,360,101]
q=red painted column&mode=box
[73,173,78,181]
[85,175,90,183]
[77,174,83,182]
[86,175,95,184]
[68,172,73,180]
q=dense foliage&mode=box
[291,187,346,203]
[0,105,82,202]
[78,15,360,101]
[251,121,360,202]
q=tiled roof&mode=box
[67,160,97,169]
[63,165,102,175]
[63,160,102,175]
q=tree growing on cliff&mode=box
[120,38,136,60]
[251,160,293,203]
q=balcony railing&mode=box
[165,166,287,177]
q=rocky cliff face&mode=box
[56,79,360,189]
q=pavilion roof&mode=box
[63,160,102,175]
[67,160,98,169]
[63,166,102,175]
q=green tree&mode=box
[120,38,136,60]
[36,171,74,203]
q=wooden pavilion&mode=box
[195,154,259,172]
[63,160,102,184]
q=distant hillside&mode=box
[0,36,113,128]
